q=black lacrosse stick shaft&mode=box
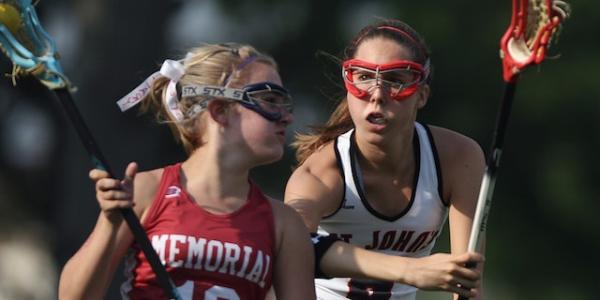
[487,80,517,171]
[458,80,517,300]
[53,88,181,300]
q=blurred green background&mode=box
[0,0,597,299]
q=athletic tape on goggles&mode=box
[342,59,426,101]
[182,81,293,122]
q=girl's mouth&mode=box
[366,112,387,125]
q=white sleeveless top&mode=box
[316,122,448,300]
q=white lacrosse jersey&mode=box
[316,122,448,300]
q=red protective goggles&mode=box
[342,59,426,101]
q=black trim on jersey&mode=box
[311,232,339,279]
[349,129,421,222]
[323,137,346,219]
[423,124,448,207]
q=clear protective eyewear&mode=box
[181,81,293,122]
[342,59,426,101]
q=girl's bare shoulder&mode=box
[427,125,483,159]
[133,167,165,217]
[298,141,339,176]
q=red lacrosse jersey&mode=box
[121,163,276,300]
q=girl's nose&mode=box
[369,84,386,104]
[279,109,294,126]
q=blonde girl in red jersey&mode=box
[285,19,485,299]
[59,43,315,300]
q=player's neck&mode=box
[355,128,415,174]
[181,146,251,205]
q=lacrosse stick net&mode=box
[500,0,570,82]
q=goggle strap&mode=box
[223,54,258,87]
[181,85,246,101]
[377,26,420,46]
[422,58,431,80]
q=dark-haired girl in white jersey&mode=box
[286,19,485,300]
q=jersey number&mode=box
[347,279,394,300]
[177,280,240,300]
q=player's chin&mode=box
[357,126,387,143]
[256,145,285,165]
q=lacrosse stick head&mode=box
[500,0,571,82]
[0,0,70,89]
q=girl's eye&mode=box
[358,74,370,81]
[381,70,420,85]
[354,72,374,82]
[264,95,287,105]
[261,97,277,103]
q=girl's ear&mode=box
[416,84,430,109]
[207,100,230,125]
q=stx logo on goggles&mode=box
[182,85,245,100]
[342,59,427,101]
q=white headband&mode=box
[116,59,186,121]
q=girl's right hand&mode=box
[89,162,138,225]
[402,252,484,298]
